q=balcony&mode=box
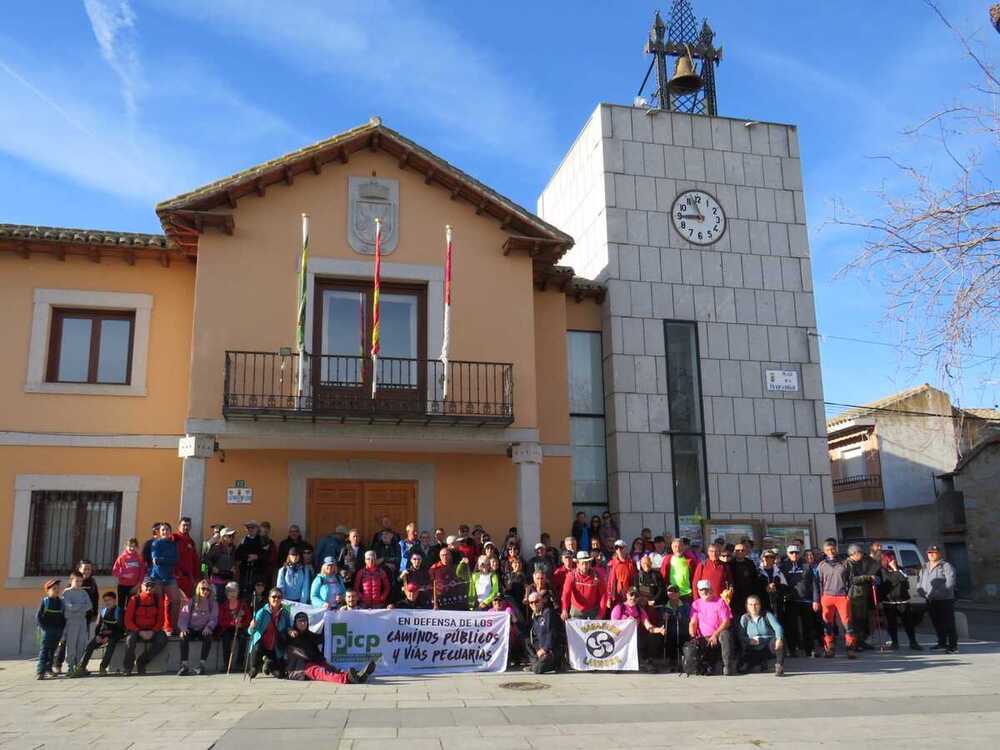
[832,474,884,511]
[223,351,514,426]
[832,474,882,490]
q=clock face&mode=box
[670,190,726,246]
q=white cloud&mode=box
[154,0,558,165]
[82,0,144,123]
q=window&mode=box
[840,525,864,541]
[838,445,865,478]
[46,309,135,385]
[313,279,426,397]
[567,331,607,510]
[25,490,122,575]
[897,549,921,570]
[664,321,708,532]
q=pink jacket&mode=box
[112,548,146,587]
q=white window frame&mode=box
[7,474,139,588]
[24,289,153,396]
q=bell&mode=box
[670,51,703,96]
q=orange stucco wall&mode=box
[199,448,563,542]
[188,149,539,429]
[0,446,180,606]
[533,290,570,445]
[565,298,603,332]
[0,253,194,434]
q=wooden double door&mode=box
[307,479,416,544]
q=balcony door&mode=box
[312,278,426,416]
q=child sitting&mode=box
[79,591,125,676]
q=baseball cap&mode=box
[534,542,545,550]
[335,525,348,534]
[666,584,680,593]
[221,527,236,536]
[446,535,457,545]
[696,579,712,591]
[786,545,801,553]
[404,583,419,593]
[576,551,592,561]
[245,520,259,528]
[322,556,336,565]
[927,544,941,552]
[43,578,60,590]
[614,539,625,547]
[763,549,777,557]
[561,549,574,559]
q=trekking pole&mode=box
[226,602,243,675]
[871,583,885,653]
[243,592,257,682]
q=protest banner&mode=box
[565,618,638,671]
[321,609,509,675]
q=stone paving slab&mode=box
[0,642,998,748]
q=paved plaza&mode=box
[1,633,998,750]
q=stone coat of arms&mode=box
[348,176,399,255]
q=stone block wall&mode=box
[540,103,836,542]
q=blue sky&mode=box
[1,1,996,414]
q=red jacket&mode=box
[659,551,699,587]
[354,565,390,608]
[561,569,606,615]
[125,591,168,631]
[607,556,636,603]
[552,564,574,599]
[692,558,733,597]
[172,532,200,583]
[216,599,252,631]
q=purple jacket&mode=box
[178,596,218,633]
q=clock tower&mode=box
[537,3,834,548]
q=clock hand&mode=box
[679,213,705,221]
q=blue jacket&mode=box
[248,604,291,657]
[150,537,178,581]
[310,573,346,607]
[398,539,423,573]
[276,565,310,602]
[315,534,343,566]
[738,611,784,649]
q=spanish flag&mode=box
[371,217,382,398]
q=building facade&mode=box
[944,436,1000,600]
[828,383,999,594]
[538,104,835,550]
[0,119,605,653]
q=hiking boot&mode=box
[36,673,45,681]
[121,667,132,677]
[346,667,361,684]
[193,664,205,676]
[177,664,190,676]
[76,667,91,677]
[261,656,272,675]
[888,641,900,651]
[723,666,735,676]
[358,660,376,682]
[909,642,924,651]
[136,661,147,675]
[98,666,107,676]
[945,647,959,654]
[775,664,784,677]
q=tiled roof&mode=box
[0,223,170,249]
[826,384,934,427]
[958,407,1000,421]
[155,117,573,258]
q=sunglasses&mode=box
[268,595,281,600]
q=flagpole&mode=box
[297,213,309,406]
[440,225,452,401]
[371,217,382,400]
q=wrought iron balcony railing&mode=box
[223,351,514,426]
[832,474,882,490]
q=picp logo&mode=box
[330,622,380,656]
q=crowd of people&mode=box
[34,510,961,682]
